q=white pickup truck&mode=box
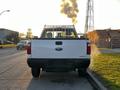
[27,25,91,78]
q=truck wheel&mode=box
[17,47,19,50]
[31,68,40,78]
[78,68,87,77]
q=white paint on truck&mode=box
[31,40,90,59]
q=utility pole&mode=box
[84,0,94,33]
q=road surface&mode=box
[0,48,20,57]
[0,48,94,90]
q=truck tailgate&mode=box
[31,39,89,59]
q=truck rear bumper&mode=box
[27,58,90,71]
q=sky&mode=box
[0,0,120,36]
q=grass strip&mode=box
[0,44,16,48]
[90,53,120,90]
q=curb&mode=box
[87,69,107,90]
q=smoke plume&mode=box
[60,0,79,24]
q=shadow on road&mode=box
[27,72,92,90]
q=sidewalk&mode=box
[91,44,120,55]
[99,48,120,53]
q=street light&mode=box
[0,10,10,45]
[0,10,10,15]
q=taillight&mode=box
[87,42,91,55]
[27,43,31,54]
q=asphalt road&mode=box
[0,48,94,90]
[0,48,20,57]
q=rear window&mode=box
[41,28,78,38]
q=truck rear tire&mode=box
[16,47,19,50]
[78,68,87,77]
[31,68,40,78]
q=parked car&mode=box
[16,40,30,50]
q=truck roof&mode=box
[44,25,75,29]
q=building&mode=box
[26,28,33,39]
[87,29,120,48]
[108,30,120,48]
[0,28,19,44]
